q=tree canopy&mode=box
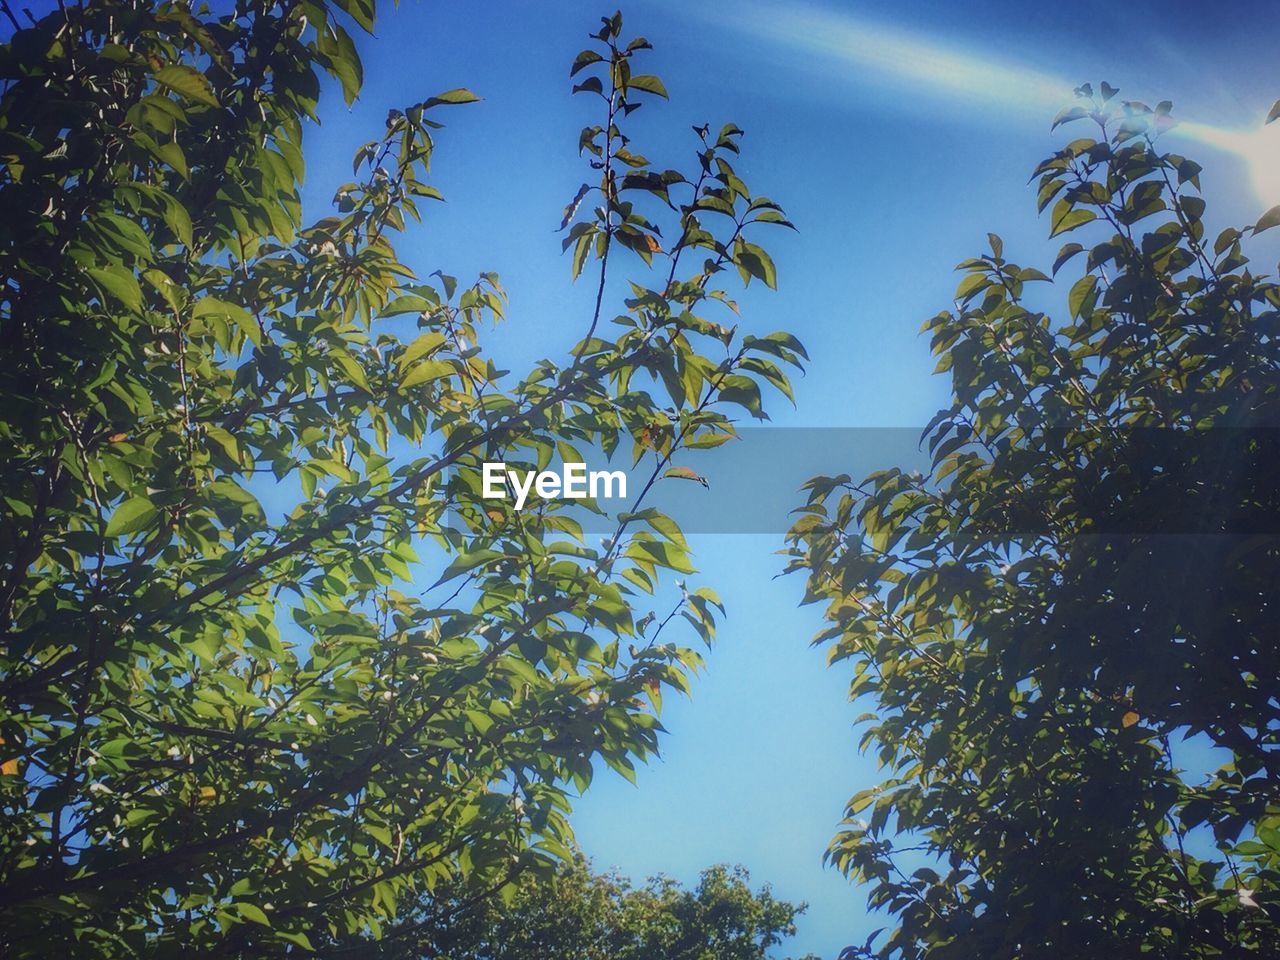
[789,87,1280,959]
[340,855,819,960]
[0,2,802,956]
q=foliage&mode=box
[0,2,801,956]
[333,854,818,960]
[788,86,1280,959]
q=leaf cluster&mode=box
[789,85,1280,959]
[0,4,802,957]
[332,853,819,960]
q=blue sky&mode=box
[300,2,1280,954]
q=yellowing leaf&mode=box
[663,466,707,487]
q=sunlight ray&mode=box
[687,0,1278,207]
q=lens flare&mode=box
[674,0,1278,208]
[1177,120,1280,209]
[679,0,1073,117]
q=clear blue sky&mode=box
[300,2,1280,954]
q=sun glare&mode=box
[1175,119,1280,210]
[1241,122,1280,209]
[680,1,1280,212]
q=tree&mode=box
[788,86,1280,959]
[0,3,803,956]
[336,854,819,960]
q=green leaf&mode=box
[159,196,193,246]
[1053,242,1084,275]
[87,266,143,314]
[332,352,371,393]
[398,332,448,372]
[646,511,689,549]
[93,214,154,259]
[570,228,595,280]
[570,50,603,76]
[122,184,194,247]
[628,539,695,574]
[317,23,363,106]
[204,425,242,464]
[559,183,590,230]
[955,272,990,302]
[193,297,261,346]
[734,241,777,289]
[1051,105,1087,130]
[743,331,809,362]
[464,709,494,736]
[1068,275,1098,318]
[717,374,767,420]
[208,477,264,524]
[1049,202,1096,237]
[106,496,159,537]
[1255,205,1280,234]
[332,0,375,30]
[626,75,668,98]
[149,137,190,179]
[381,294,439,317]
[685,430,734,449]
[400,359,453,389]
[424,88,482,108]
[433,549,504,586]
[232,902,271,927]
[153,65,219,107]
[275,931,314,951]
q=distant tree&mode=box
[0,2,802,956]
[788,87,1280,959]
[334,855,818,960]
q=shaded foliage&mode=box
[789,86,1280,959]
[0,2,801,956]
